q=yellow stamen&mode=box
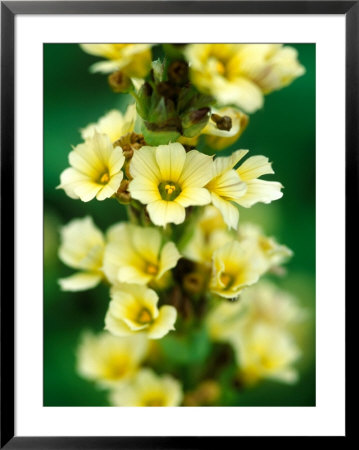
[137,308,152,324]
[220,272,233,287]
[165,184,176,195]
[146,263,158,276]
[99,172,110,184]
[216,61,225,75]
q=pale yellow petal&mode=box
[237,155,274,181]
[178,150,213,189]
[80,43,118,58]
[129,146,161,183]
[105,313,134,337]
[90,60,122,74]
[176,187,211,207]
[155,143,186,183]
[132,227,161,263]
[213,150,248,177]
[58,271,102,291]
[208,169,246,200]
[158,242,181,279]
[128,176,161,204]
[236,180,283,207]
[96,172,123,201]
[148,305,177,339]
[216,76,264,113]
[59,216,104,270]
[73,180,102,202]
[211,193,239,230]
[108,147,125,176]
[117,266,152,285]
[147,200,186,226]
[57,168,83,199]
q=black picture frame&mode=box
[1,1,355,447]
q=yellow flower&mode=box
[128,143,213,226]
[237,223,292,271]
[206,150,248,229]
[239,281,306,329]
[105,284,177,339]
[203,107,249,150]
[232,322,301,385]
[182,206,233,265]
[210,240,266,299]
[206,150,283,228]
[76,331,148,388]
[185,44,305,113]
[236,154,283,207]
[109,368,183,406]
[80,104,136,143]
[206,281,304,343]
[58,216,105,291]
[58,131,125,202]
[103,223,181,286]
[80,43,152,77]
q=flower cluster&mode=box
[57,43,306,406]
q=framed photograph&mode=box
[1,1,354,446]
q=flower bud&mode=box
[211,113,232,131]
[168,60,189,85]
[108,71,132,93]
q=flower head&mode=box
[103,223,181,286]
[210,240,266,299]
[232,322,301,385]
[80,104,136,143]
[183,206,233,265]
[80,43,152,77]
[105,284,177,339]
[236,154,283,207]
[206,150,248,229]
[237,223,292,271]
[206,150,283,228]
[239,281,306,329]
[128,143,213,226]
[58,132,125,202]
[185,44,305,113]
[58,217,105,291]
[76,331,148,388]
[109,368,183,406]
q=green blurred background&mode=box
[44,44,315,406]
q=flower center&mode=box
[146,263,158,276]
[220,272,234,289]
[145,397,164,407]
[137,308,152,324]
[216,60,226,75]
[98,171,110,184]
[105,357,128,380]
[158,181,182,201]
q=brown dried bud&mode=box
[168,60,189,85]
[211,114,232,131]
[113,132,146,159]
[156,81,179,100]
[115,179,131,204]
[183,272,205,295]
[190,107,210,124]
[108,70,132,93]
[211,113,233,131]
